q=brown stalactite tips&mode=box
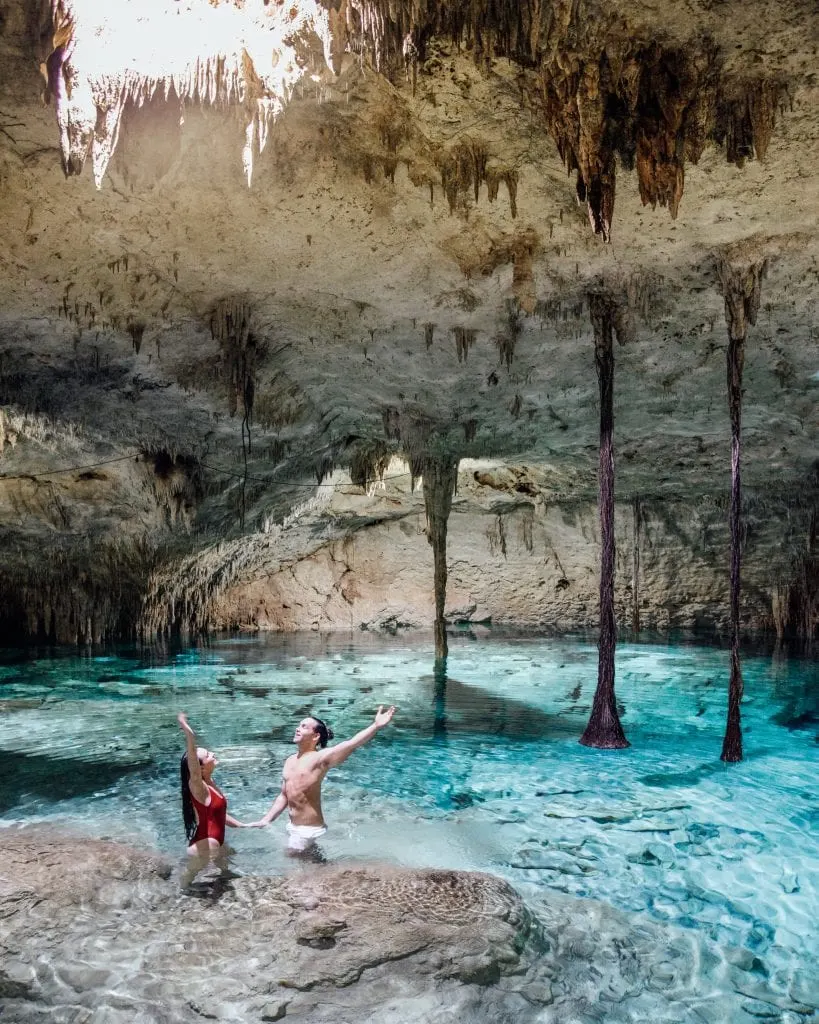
[453,326,477,363]
[716,257,768,342]
[43,1,787,235]
[348,439,392,491]
[347,4,785,239]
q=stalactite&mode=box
[453,326,477,363]
[48,0,787,233]
[315,453,335,484]
[345,4,783,239]
[438,138,490,214]
[580,291,629,749]
[44,0,334,187]
[717,256,766,763]
[211,297,259,528]
[146,449,203,527]
[349,439,392,491]
[381,405,401,440]
[420,452,459,664]
[127,321,146,355]
[495,298,523,368]
[632,495,641,634]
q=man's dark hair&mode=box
[311,716,334,749]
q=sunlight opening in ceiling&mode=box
[45,0,334,187]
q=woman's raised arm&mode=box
[177,713,209,805]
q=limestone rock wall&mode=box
[210,499,814,638]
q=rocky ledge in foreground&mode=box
[0,826,541,1023]
[2,827,814,1024]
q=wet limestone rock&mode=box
[0,827,537,1024]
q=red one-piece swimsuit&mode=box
[190,785,227,845]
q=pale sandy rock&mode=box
[0,827,802,1024]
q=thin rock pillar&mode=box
[421,454,459,665]
[580,294,630,749]
[717,257,766,763]
[632,496,641,634]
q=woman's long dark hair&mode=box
[180,754,198,842]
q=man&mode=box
[252,704,397,852]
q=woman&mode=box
[178,712,249,858]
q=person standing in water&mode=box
[178,712,252,861]
[250,705,397,853]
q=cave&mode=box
[0,1,816,1021]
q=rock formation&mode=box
[579,287,631,749]
[716,253,767,762]
[0,0,815,644]
[1,826,810,1022]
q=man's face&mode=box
[293,718,319,747]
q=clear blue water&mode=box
[1,630,817,1019]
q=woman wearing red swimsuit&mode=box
[178,712,249,859]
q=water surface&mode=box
[1,630,816,1021]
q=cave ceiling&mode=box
[0,0,817,572]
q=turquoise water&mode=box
[1,631,816,1019]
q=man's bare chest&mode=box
[284,759,322,790]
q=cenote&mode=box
[1,630,816,1023]
[2,1,819,1020]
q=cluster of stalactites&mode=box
[44,0,334,187]
[716,257,768,342]
[346,3,783,242]
[0,538,154,645]
[539,43,783,242]
[344,0,541,69]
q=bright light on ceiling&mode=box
[45,0,334,187]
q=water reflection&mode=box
[418,672,571,741]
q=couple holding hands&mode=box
[178,703,397,861]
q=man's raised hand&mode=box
[374,705,397,729]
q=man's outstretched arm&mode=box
[321,705,397,769]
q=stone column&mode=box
[580,292,630,749]
[717,257,766,762]
[421,454,459,665]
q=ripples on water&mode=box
[1,630,816,1020]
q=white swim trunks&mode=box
[286,821,328,852]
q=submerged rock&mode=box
[0,827,538,1023]
[0,827,809,1023]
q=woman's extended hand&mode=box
[177,713,195,736]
